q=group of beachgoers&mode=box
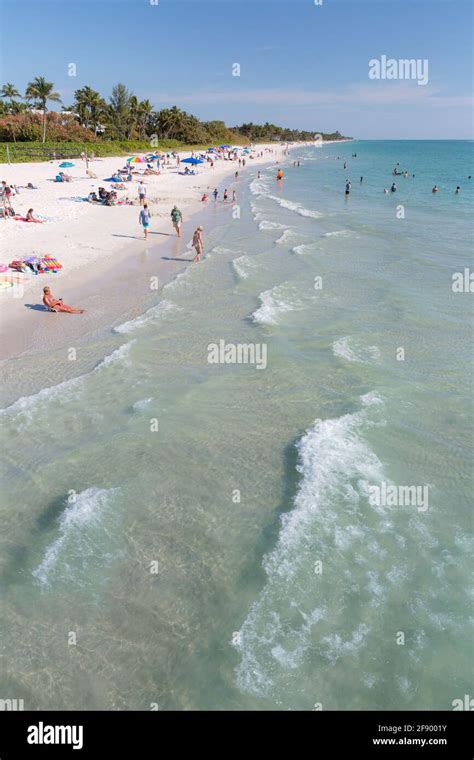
[340,159,469,196]
[1,180,44,221]
[137,202,202,261]
[7,145,285,316]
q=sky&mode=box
[0,0,472,139]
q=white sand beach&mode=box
[0,143,299,358]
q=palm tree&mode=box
[156,106,189,140]
[0,83,22,114]
[136,99,154,140]
[25,76,62,142]
[73,86,106,133]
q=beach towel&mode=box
[41,256,62,271]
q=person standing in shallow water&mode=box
[192,226,203,263]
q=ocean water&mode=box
[0,140,472,710]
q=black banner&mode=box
[0,710,471,757]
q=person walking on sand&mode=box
[192,226,203,263]
[139,203,151,239]
[223,189,228,202]
[138,181,147,206]
[232,190,236,202]
[213,188,218,201]
[171,205,183,237]
[42,286,85,314]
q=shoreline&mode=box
[0,142,300,362]
[0,140,334,403]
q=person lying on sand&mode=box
[25,208,43,223]
[42,286,84,314]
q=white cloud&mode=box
[151,84,473,109]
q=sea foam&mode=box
[267,194,324,219]
[0,341,134,422]
[234,395,386,697]
[32,487,119,587]
[332,336,381,364]
[113,299,180,334]
[251,284,304,326]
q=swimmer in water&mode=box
[432,185,438,193]
[391,182,397,192]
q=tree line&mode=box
[0,78,348,144]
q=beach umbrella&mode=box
[59,161,75,168]
[181,157,204,165]
[127,156,146,163]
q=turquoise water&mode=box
[0,140,472,710]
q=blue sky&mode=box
[0,0,472,138]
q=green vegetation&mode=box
[0,76,350,162]
[0,139,228,164]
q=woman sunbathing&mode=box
[43,286,84,314]
[26,208,43,223]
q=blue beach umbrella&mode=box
[181,157,204,165]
